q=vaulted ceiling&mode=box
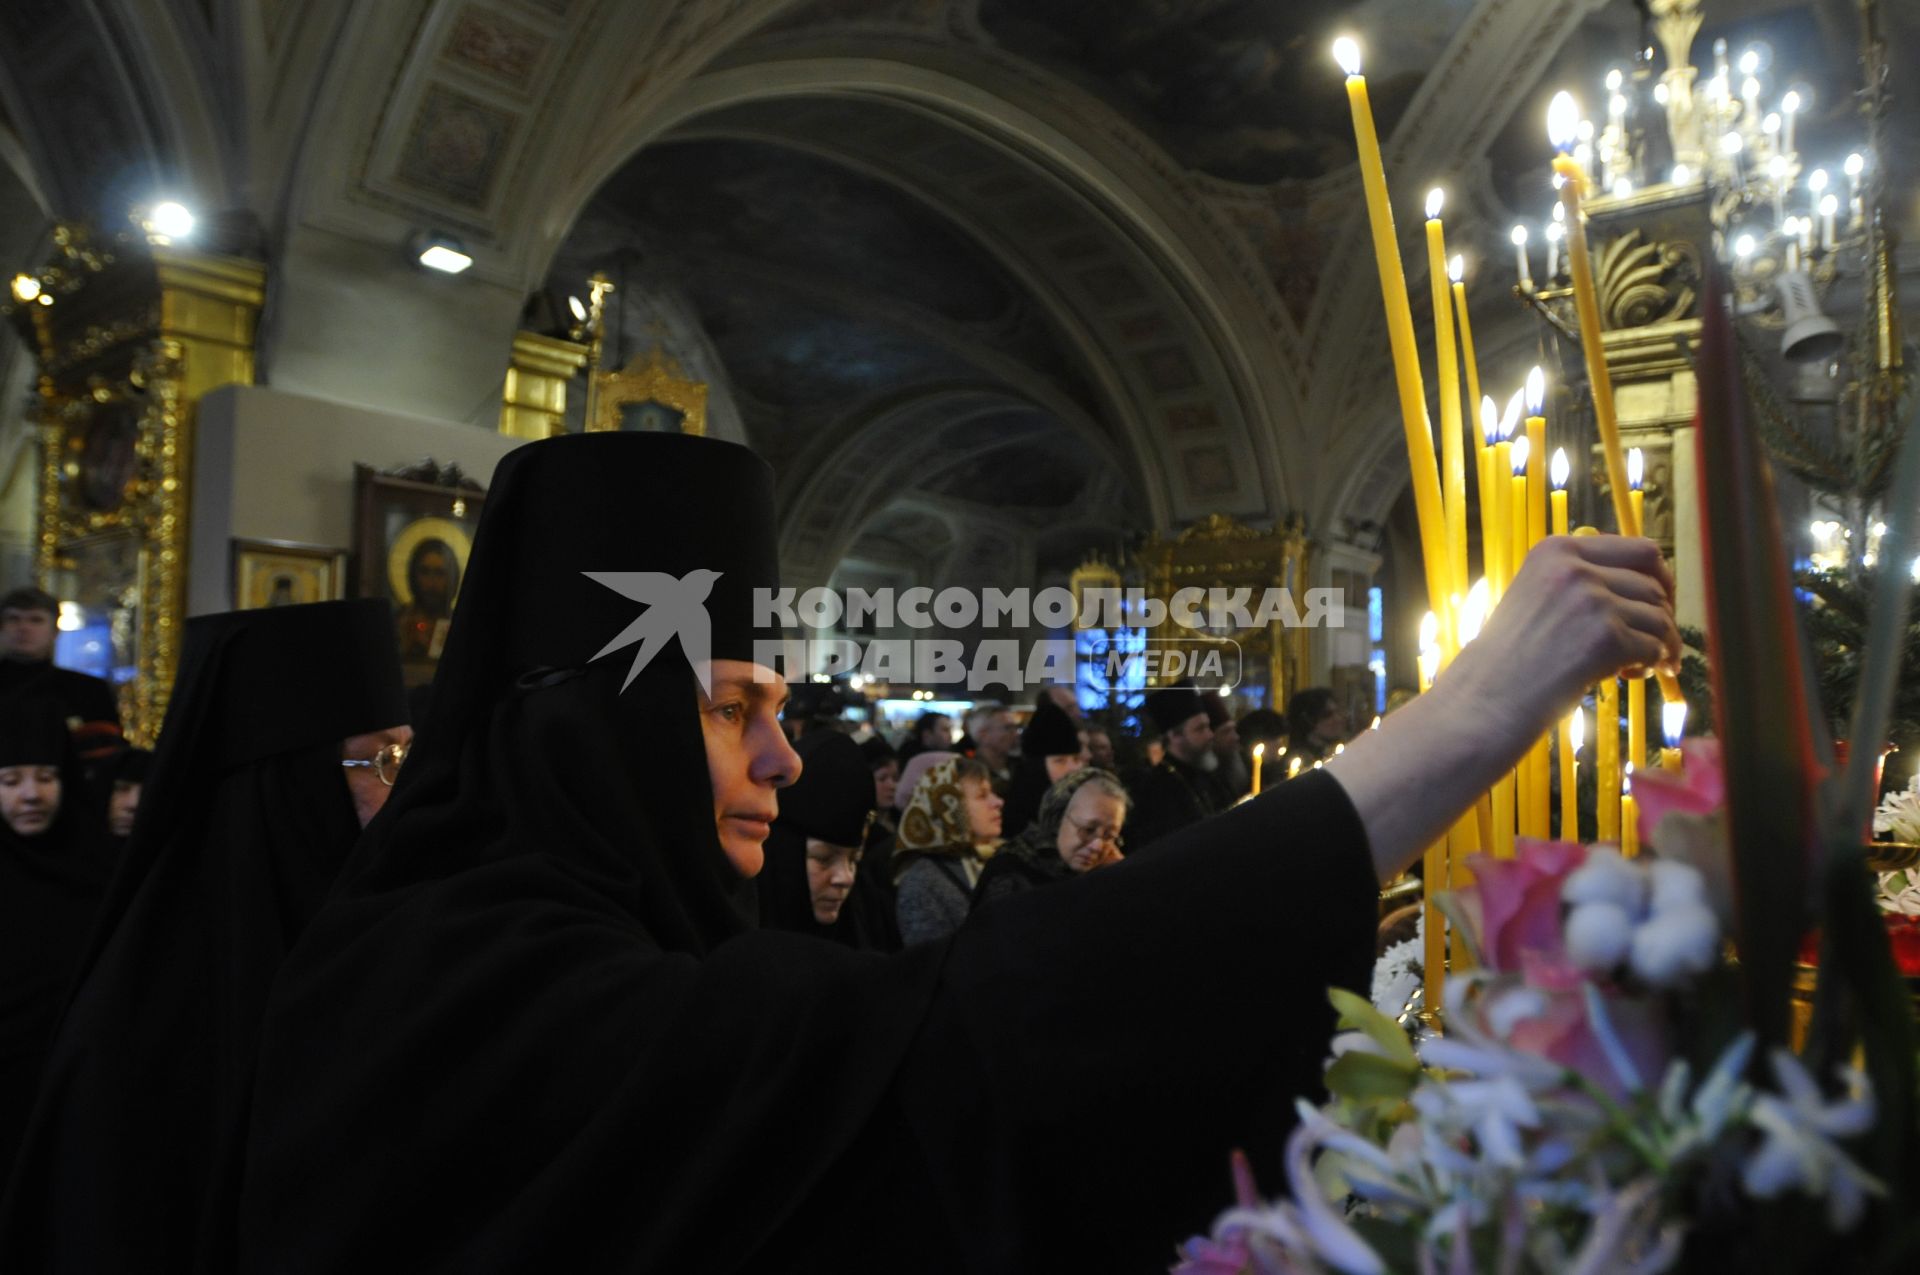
[2,0,1916,589]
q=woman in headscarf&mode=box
[972,767,1127,908]
[1000,696,1089,838]
[0,599,410,1273]
[757,730,897,951]
[892,756,1002,946]
[0,696,109,1183]
[225,433,1680,1272]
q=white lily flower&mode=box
[1740,1049,1884,1231]
[1281,1117,1389,1274]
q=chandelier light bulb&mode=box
[1820,194,1839,217]
[1673,164,1692,184]
[1552,201,1567,224]
[1332,37,1361,77]
[1546,222,1565,243]
[1576,118,1596,144]
[1809,168,1829,193]
[1734,233,1757,259]
[1742,76,1761,101]
[145,200,195,242]
[1613,178,1633,198]
[567,295,588,322]
[1763,112,1781,135]
[1654,82,1670,106]
[1722,132,1744,156]
[1740,49,1761,76]
[1782,90,1801,114]
[1606,68,1624,93]
[1511,224,1529,246]
[1768,155,1788,179]
[1845,152,1866,177]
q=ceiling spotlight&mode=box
[1734,233,1757,259]
[10,273,40,303]
[412,233,473,274]
[567,294,588,322]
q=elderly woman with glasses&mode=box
[971,768,1126,909]
[1,599,410,1271]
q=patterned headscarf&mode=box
[895,758,975,857]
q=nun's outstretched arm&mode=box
[1326,534,1676,884]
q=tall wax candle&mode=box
[1425,191,1469,606]
[1597,675,1621,842]
[1510,438,1535,832]
[1337,37,1452,646]
[1562,705,1584,842]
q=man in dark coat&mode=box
[0,588,122,765]
[1124,685,1227,853]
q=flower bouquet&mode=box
[1176,268,1920,1271]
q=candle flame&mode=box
[1551,447,1571,490]
[1570,704,1585,754]
[1845,152,1865,176]
[1762,113,1781,135]
[1627,447,1644,490]
[1551,201,1566,223]
[1480,395,1499,445]
[1448,253,1464,283]
[1662,699,1688,747]
[1458,577,1491,643]
[1525,366,1546,415]
[1819,193,1839,217]
[1623,764,1634,796]
[1781,89,1801,114]
[1425,187,1445,220]
[1547,91,1580,151]
[1371,715,1381,731]
[1499,389,1524,441]
[1331,36,1361,77]
[1510,224,1528,246]
[1288,756,1303,778]
[1418,610,1439,653]
[1808,168,1828,193]
[1605,68,1623,92]
[1253,742,1265,759]
[1510,434,1531,475]
[1546,222,1564,242]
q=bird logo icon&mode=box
[583,569,722,693]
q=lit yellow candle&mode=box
[1288,754,1303,780]
[1597,675,1620,842]
[1524,367,1549,552]
[1550,92,1687,712]
[1479,399,1503,596]
[1251,742,1265,796]
[1493,394,1517,591]
[1628,446,1646,539]
[1621,766,1640,858]
[1549,92,1633,539]
[1661,699,1688,773]
[1625,450,1648,773]
[1550,447,1570,536]
[1562,705,1584,842]
[1509,437,1535,835]
[1338,36,1453,645]
[1425,192,1469,606]
[1453,260,1484,455]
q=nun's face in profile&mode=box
[339,725,414,828]
[805,838,861,925]
[108,779,143,837]
[698,659,802,877]
[1055,785,1125,873]
[0,764,61,836]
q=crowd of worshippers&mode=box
[769,678,1356,952]
[0,563,1356,1190]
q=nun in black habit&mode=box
[0,599,409,1273]
[230,433,1682,1272]
[757,730,898,951]
[0,696,110,1183]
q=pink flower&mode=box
[1631,737,1725,830]
[1458,839,1588,975]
